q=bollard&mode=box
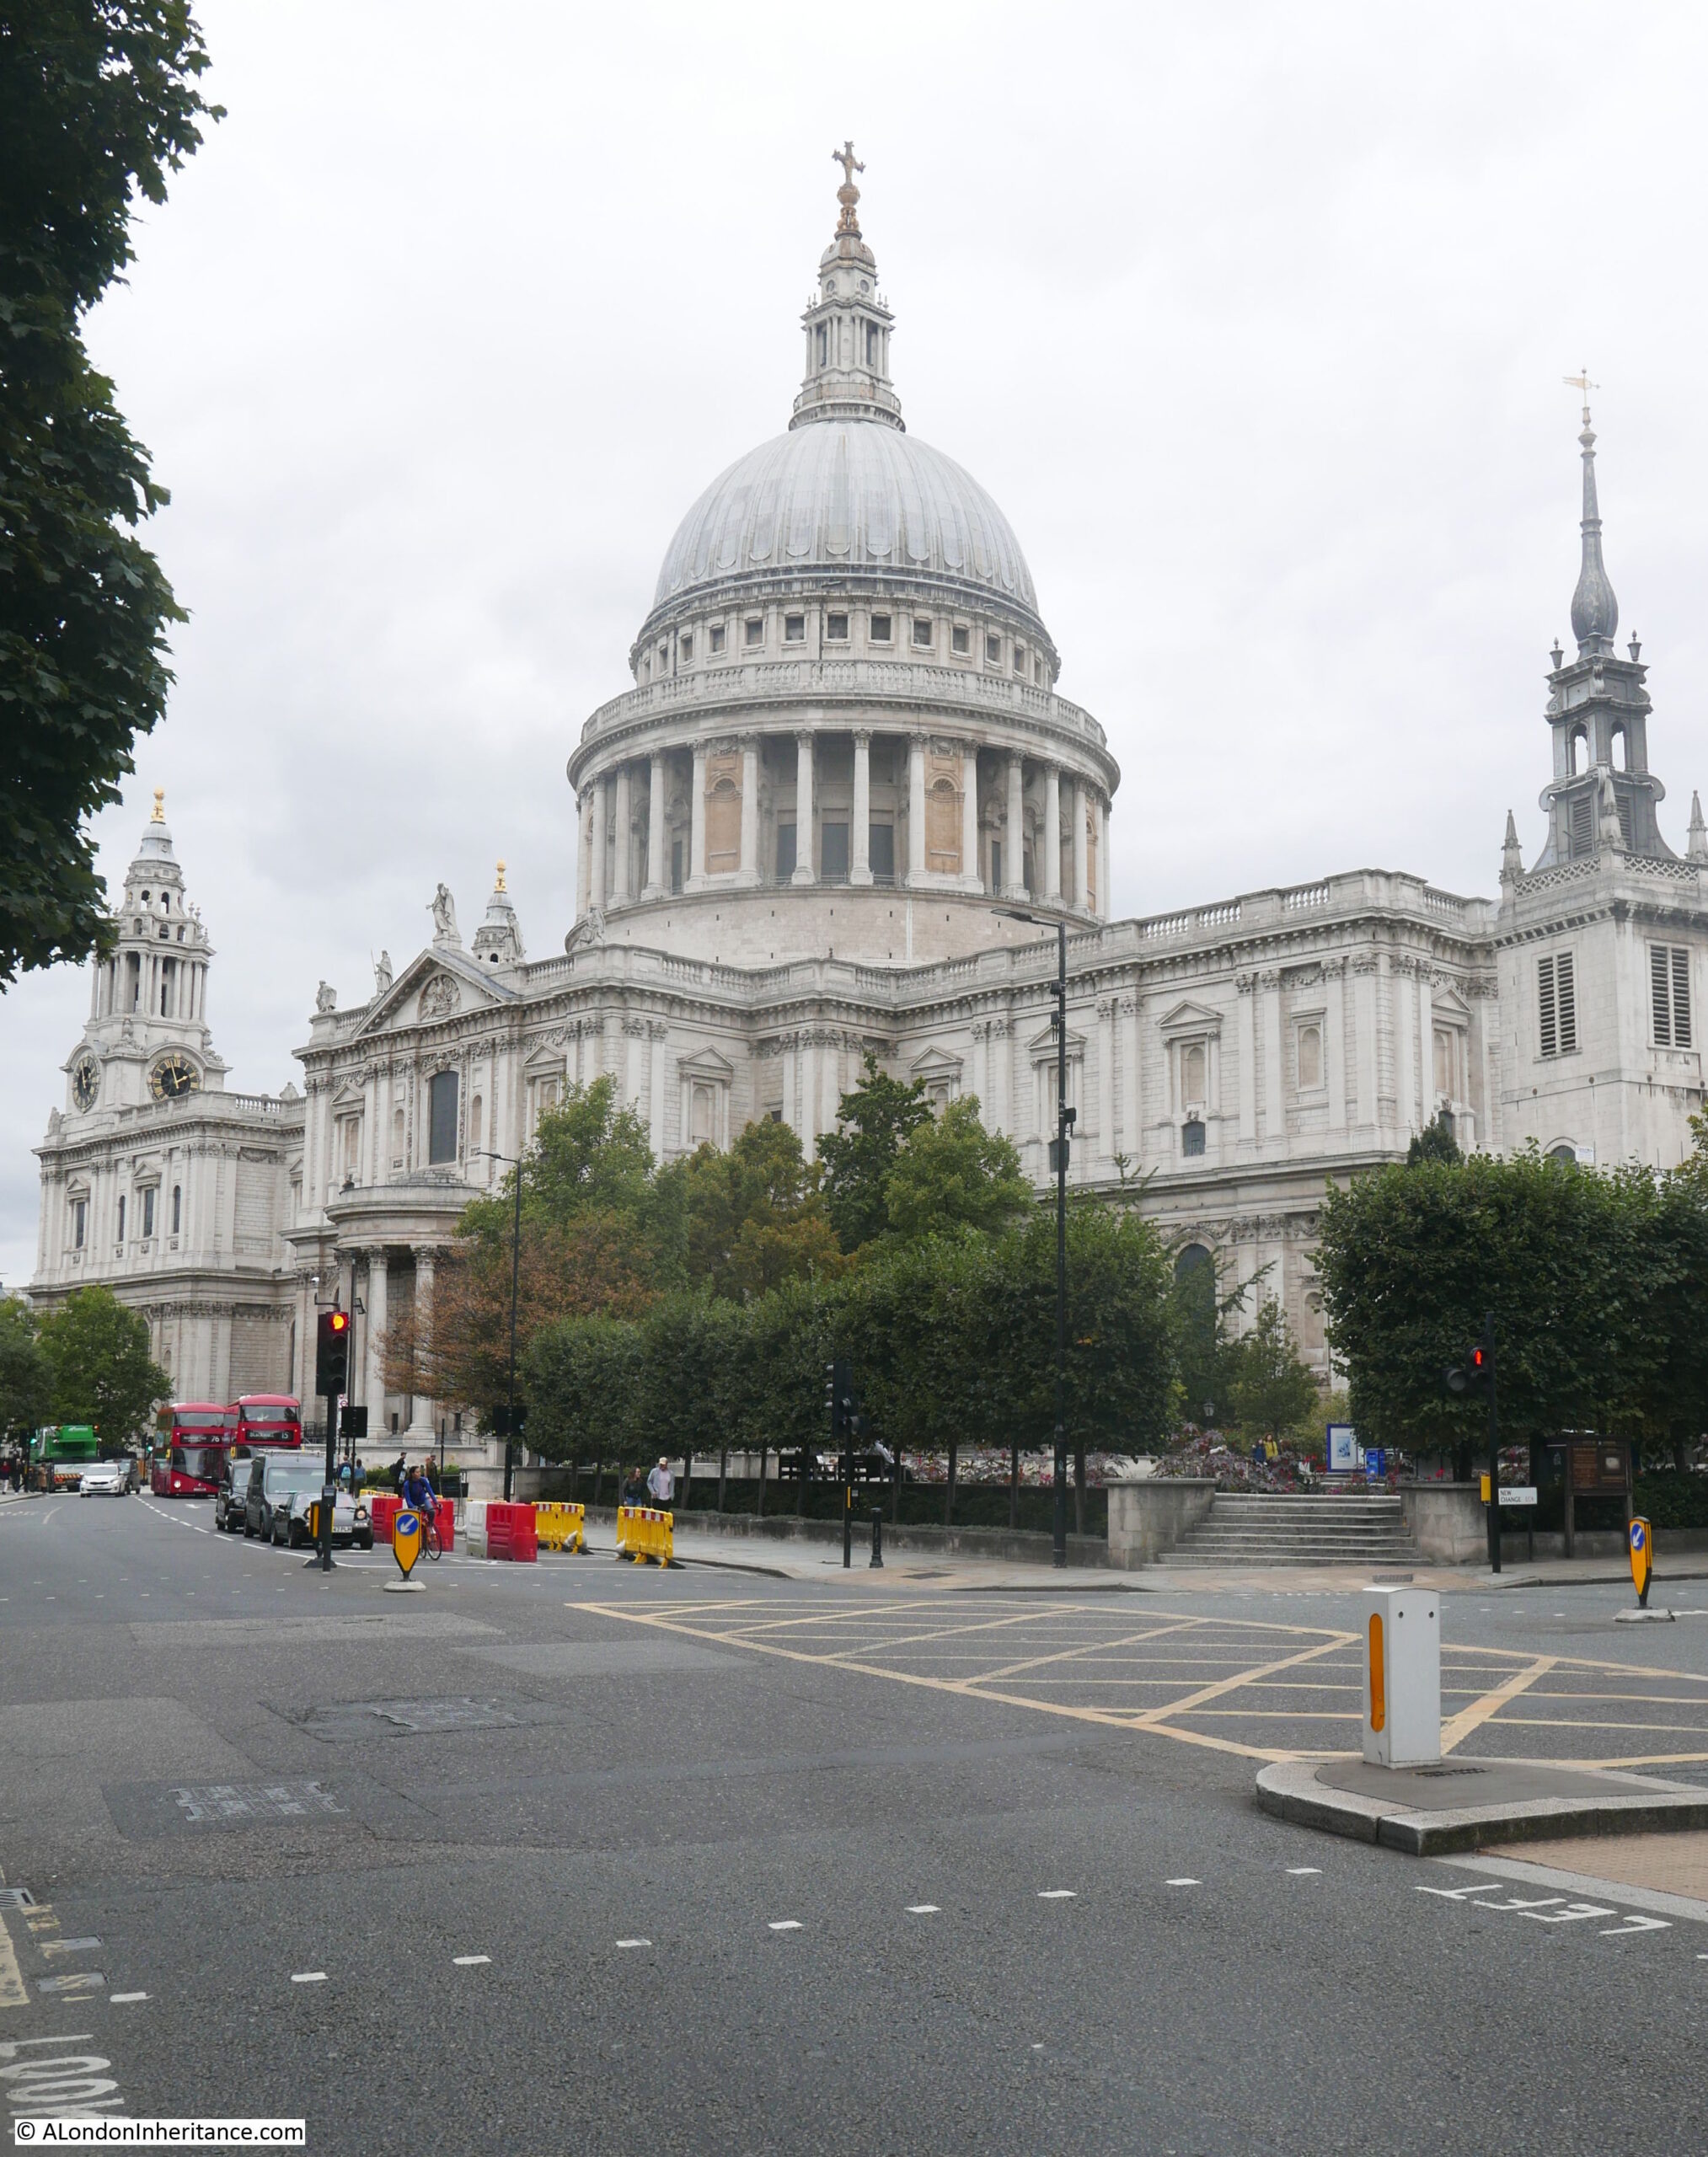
[1362,1585,1440,1767]
[870,1505,884,1569]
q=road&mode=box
[2,1491,1705,2154]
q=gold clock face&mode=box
[150,1052,199,1102]
[71,1054,99,1112]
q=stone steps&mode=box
[1159,1490,1423,1570]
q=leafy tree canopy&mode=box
[1,4,221,983]
[1406,1110,1463,1167]
[1225,1298,1321,1441]
[35,1284,168,1441]
[681,1118,844,1301]
[0,1295,53,1436]
[817,1054,932,1250]
[884,1095,1032,1243]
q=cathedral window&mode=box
[1537,950,1577,1057]
[1569,725,1587,774]
[826,612,849,641]
[776,823,797,880]
[986,634,1001,665]
[870,613,892,644]
[784,613,806,643]
[1014,641,1027,674]
[1569,794,1593,857]
[744,617,763,647]
[171,1186,181,1235]
[869,822,895,883]
[816,323,827,366]
[865,322,879,367]
[392,1107,405,1169]
[821,822,850,882]
[1181,1118,1206,1158]
[679,632,693,661]
[427,1071,459,1164]
[118,1196,126,1242]
[951,624,970,655]
[72,1199,86,1250]
[1297,1023,1323,1092]
[912,617,932,649]
[1651,944,1693,1048]
[1181,1040,1207,1106]
[142,1187,155,1239]
[1612,724,1628,771]
[709,624,726,654]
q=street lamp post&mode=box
[999,908,1073,1570]
[475,1148,523,1504]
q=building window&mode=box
[744,617,763,648]
[951,624,970,655]
[776,823,797,880]
[1547,1143,1579,1167]
[1297,1023,1323,1091]
[690,1082,715,1146]
[171,1186,181,1235]
[72,1198,87,1250]
[870,613,892,644]
[912,617,932,649]
[1570,793,1593,856]
[709,624,726,654]
[679,632,693,662]
[869,822,895,883]
[671,838,684,894]
[117,1195,126,1242]
[989,839,1003,894]
[821,821,850,882]
[1538,950,1577,1057]
[784,613,806,643]
[865,322,879,366]
[1181,1040,1207,1105]
[391,1106,405,1169]
[986,633,1001,665]
[427,1069,459,1164]
[1181,1118,1207,1158]
[826,612,849,641]
[1652,943,1693,1047]
[142,1187,155,1239]
[1014,641,1027,674]
[816,323,827,367]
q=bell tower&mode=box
[790,142,902,432]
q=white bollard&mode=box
[463,1497,489,1559]
[1362,1586,1441,1767]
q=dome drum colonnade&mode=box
[565,157,1117,955]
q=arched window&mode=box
[1181,1041,1207,1105]
[391,1107,405,1168]
[171,1185,181,1235]
[1569,725,1588,775]
[1297,1024,1323,1091]
[1547,1142,1578,1167]
[1181,1117,1207,1158]
[1611,724,1628,771]
[427,1070,458,1164]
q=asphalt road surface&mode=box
[3,1491,1705,2155]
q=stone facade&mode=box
[30,178,1708,1421]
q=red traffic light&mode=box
[1470,1346,1486,1372]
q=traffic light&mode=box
[827,1359,855,1442]
[1444,1330,1495,1396]
[315,1308,351,1396]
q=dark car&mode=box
[214,1464,249,1533]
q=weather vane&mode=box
[1563,368,1599,424]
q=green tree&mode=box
[682,1119,843,1300]
[0,1295,53,1436]
[35,1284,168,1442]
[522,1313,645,1472]
[817,1054,932,1250]
[884,1095,1032,1242]
[1406,1110,1463,1167]
[1169,1243,1256,1427]
[1225,1298,1320,1442]
[1,4,221,982]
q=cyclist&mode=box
[403,1462,437,1523]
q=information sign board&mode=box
[1326,1424,1363,1473]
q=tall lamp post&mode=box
[999,907,1073,1569]
[474,1148,523,1503]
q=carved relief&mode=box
[418,976,458,1020]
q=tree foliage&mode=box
[1406,1110,1462,1168]
[817,1054,931,1250]
[0,1295,53,1436]
[35,1284,168,1441]
[1225,1298,1320,1440]
[883,1095,1032,1242]
[678,1118,843,1301]
[1,3,221,982]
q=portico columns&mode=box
[406,1248,436,1441]
[590,776,608,909]
[612,765,633,904]
[851,731,872,885]
[907,736,926,883]
[739,737,760,886]
[362,1249,388,1418]
[642,752,667,900]
[1071,776,1089,911]
[793,731,817,884]
[1096,795,1110,918]
[687,744,708,891]
[1044,766,1062,902]
[961,745,979,887]
[1004,753,1026,898]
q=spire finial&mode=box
[151,786,165,824]
[832,140,865,236]
[495,859,507,893]
[1564,372,1618,656]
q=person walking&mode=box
[647,1455,675,1507]
[620,1464,646,1510]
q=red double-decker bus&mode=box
[150,1395,303,1497]
[150,1402,233,1496]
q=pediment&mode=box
[351,945,517,1039]
[1158,999,1223,1037]
[523,1041,568,1074]
[909,1043,964,1080]
[1028,1022,1087,1057]
[1432,988,1472,1026]
[332,1080,367,1111]
[679,1045,735,1080]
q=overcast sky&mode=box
[7,0,1708,1287]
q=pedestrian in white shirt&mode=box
[647,1456,675,1506]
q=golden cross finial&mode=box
[151,786,165,822]
[495,859,507,893]
[833,140,864,188]
[1563,367,1599,422]
[832,141,865,235]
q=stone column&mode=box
[851,730,872,884]
[907,736,926,883]
[1097,997,1116,1166]
[1324,958,1347,1135]
[1044,766,1062,902]
[1236,972,1257,1146]
[1071,777,1089,910]
[1096,795,1111,918]
[793,731,816,884]
[1418,966,1436,1122]
[960,743,979,886]
[688,744,708,891]
[612,764,633,904]
[362,1249,388,1418]
[1260,969,1284,1148]
[589,775,608,908]
[642,752,667,900]
[647,1022,667,1156]
[1122,993,1143,1165]
[1394,956,1416,1135]
[406,1249,436,1441]
[739,736,760,885]
[1004,753,1026,898]
[1352,957,1379,1127]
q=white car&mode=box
[78,1459,131,1496]
[278,1483,373,1551]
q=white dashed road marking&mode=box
[110,1993,148,2004]
[452,1956,490,1967]
[905,1904,940,1914]
[768,1920,802,1932]
[1036,1890,1076,1900]
[1287,1867,1321,1876]
[289,1972,327,1983]
[616,1939,651,1950]
[1166,1878,1201,1887]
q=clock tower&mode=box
[62,789,228,1121]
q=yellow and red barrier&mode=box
[535,1501,586,1554]
[616,1505,675,1567]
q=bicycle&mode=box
[404,1498,443,1560]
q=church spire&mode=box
[1566,374,1618,655]
[791,146,902,432]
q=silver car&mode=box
[78,1459,131,1497]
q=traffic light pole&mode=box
[1484,1313,1501,1576]
[319,1393,338,1573]
[1052,919,1068,1571]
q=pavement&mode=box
[3,1490,1707,2155]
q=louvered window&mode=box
[1539,950,1577,1057]
[1570,794,1593,856]
[1651,944,1693,1048]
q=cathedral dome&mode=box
[648,421,1043,631]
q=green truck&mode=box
[30,1426,99,1490]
